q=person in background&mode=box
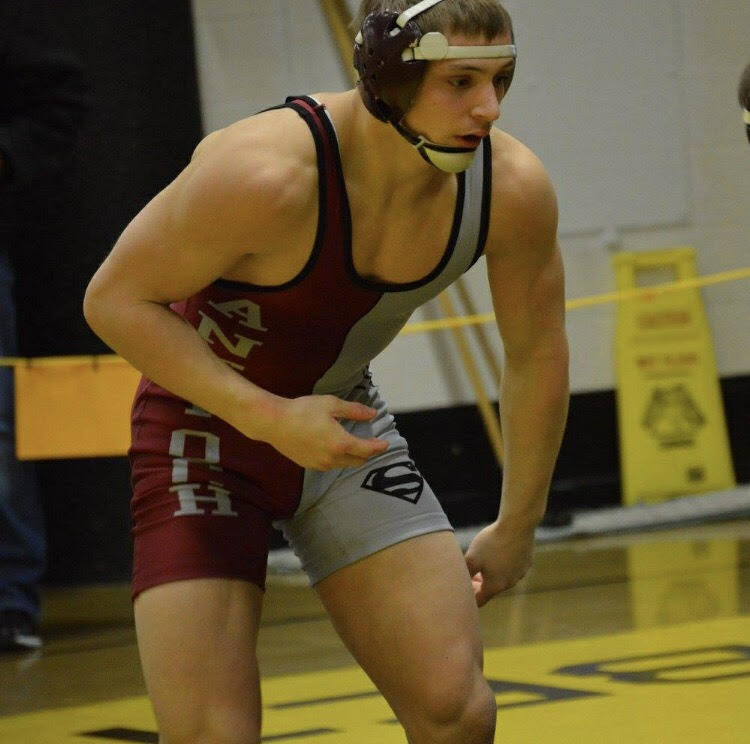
[739,61,750,144]
[0,0,88,653]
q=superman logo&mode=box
[361,460,424,504]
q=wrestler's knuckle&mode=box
[331,441,349,457]
[319,454,335,470]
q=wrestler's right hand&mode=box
[258,394,389,471]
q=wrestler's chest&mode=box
[350,214,454,284]
[348,184,458,285]
[219,181,457,287]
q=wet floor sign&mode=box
[613,247,736,505]
[1,615,748,743]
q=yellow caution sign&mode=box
[613,247,735,505]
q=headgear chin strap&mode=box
[393,120,478,173]
[353,0,517,173]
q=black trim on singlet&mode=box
[313,102,466,293]
[468,135,493,269]
[213,96,330,293]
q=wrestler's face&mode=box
[402,32,515,149]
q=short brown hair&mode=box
[352,0,513,42]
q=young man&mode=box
[84,1,568,741]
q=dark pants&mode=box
[0,249,45,620]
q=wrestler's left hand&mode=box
[463,519,536,607]
[257,393,388,471]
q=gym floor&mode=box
[1,517,748,743]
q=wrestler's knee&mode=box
[158,713,260,744]
[408,670,497,744]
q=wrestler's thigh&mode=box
[315,531,485,724]
[134,578,264,743]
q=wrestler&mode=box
[84,1,569,742]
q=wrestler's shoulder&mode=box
[485,128,558,252]
[188,106,319,209]
[488,127,553,198]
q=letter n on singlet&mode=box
[197,310,264,364]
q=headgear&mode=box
[353,0,517,172]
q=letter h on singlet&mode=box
[169,427,237,517]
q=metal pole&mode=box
[453,278,504,386]
[438,292,505,466]
[318,0,357,82]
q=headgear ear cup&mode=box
[353,10,426,123]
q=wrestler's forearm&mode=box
[83,295,281,438]
[496,337,569,528]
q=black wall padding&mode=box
[12,1,203,585]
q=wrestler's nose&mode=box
[472,82,501,123]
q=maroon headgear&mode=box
[353,10,427,125]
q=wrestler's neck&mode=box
[328,89,452,191]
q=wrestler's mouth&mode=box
[455,134,485,148]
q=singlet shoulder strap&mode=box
[282,95,338,169]
[464,135,493,269]
[282,95,346,245]
[256,95,340,193]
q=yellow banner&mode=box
[613,247,735,504]
[14,356,141,460]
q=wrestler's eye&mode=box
[449,77,471,89]
[493,73,511,91]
